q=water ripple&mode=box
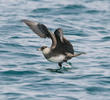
[86,86,110,94]
[0,70,38,76]
[0,0,110,100]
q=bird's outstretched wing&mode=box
[54,28,64,43]
[22,19,57,49]
[54,28,74,54]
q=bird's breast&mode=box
[48,55,65,63]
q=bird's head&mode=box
[37,46,48,51]
[37,46,50,54]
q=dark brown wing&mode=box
[22,19,57,49]
[54,28,74,54]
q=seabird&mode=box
[22,19,85,69]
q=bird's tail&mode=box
[66,52,86,58]
[72,52,86,57]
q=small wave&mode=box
[0,42,23,48]
[2,92,23,96]
[89,26,105,30]
[69,74,103,80]
[98,30,108,34]
[2,64,17,67]
[86,86,110,94]
[98,80,110,85]
[64,4,86,9]
[22,62,37,65]
[13,52,38,58]
[53,4,87,15]
[10,36,20,39]
[102,36,110,41]
[0,50,9,53]
[85,9,105,14]
[61,96,79,100]
[32,8,52,13]
[0,70,38,76]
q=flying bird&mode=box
[22,19,85,69]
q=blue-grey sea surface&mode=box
[0,0,110,100]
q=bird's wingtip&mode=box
[21,19,39,26]
[21,19,31,23]
[21,19,26,22]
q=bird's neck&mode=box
[42,48,51,55]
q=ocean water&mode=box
[0,0,110,100]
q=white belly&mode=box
[48,55,65,63]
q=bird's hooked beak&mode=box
[37,48,41,51]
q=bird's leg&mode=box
[64,60,71,66]
[58,62,63,69]
[67,62,72,66]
